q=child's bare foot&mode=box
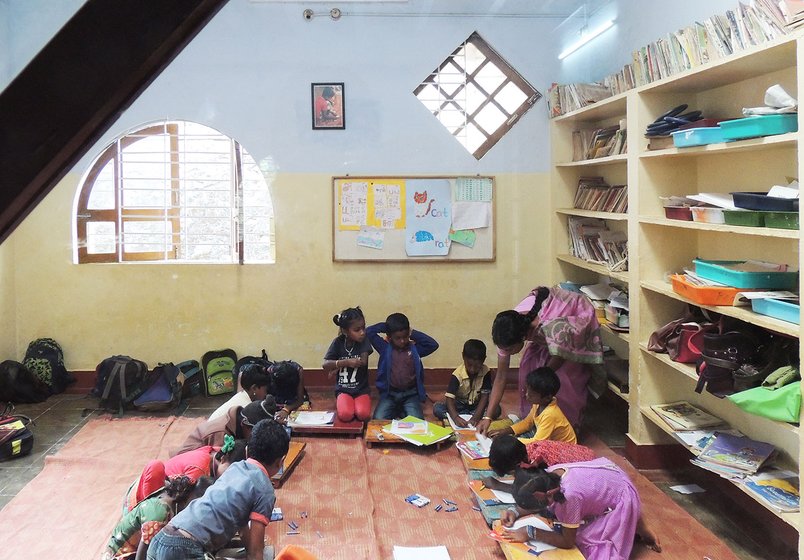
[636,530,662,553]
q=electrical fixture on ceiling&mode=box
[558,18,615,60]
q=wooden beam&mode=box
[0,0,229,243]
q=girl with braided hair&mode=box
[323,307,374,422]
[104,474,213,560]
[500,459,661,559]
[124,435,246,512]
[477,286,603,435]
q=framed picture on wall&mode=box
[311,83,345,129]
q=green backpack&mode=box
[201,349,238,397]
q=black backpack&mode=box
[0,404,34,461]
[91,356,149,413]
[133,363,184,412]
[234,349,272,378]
[0,360,51,404]
[22,338,74,394]
[176,359,203,398]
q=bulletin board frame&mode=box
[332,176,496,263]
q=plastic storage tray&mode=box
[671,127,727,147]
[763,211,799,230]
[722,210,765,227]
[731,192,799,212]
[719,114,798,140]
[664,206,692,221]
[691,207,725,224]
[670,274,752,305]
[693,259,799,289]
[751,298,800,325]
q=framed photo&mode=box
[311,83,345,130]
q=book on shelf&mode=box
[743,468,800,512]
[572,178,628,213]
[567,217,628,271]
[650,401,725,431]
[697,432,776,475]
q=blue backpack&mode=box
[133,363,184,412]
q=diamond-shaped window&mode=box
[414,31,541,159]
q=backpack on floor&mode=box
[176,359,203,398]
[133,363,184,412]
[234,349,272,379]
[201,349,238,397]
[22,338,74,394]
[91,356,149,413]
[0,404,34,462]
[0,360,51,404]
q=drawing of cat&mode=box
[413,191,435,218]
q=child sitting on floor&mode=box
[268,360,311,424]
[482,434,596,493]
[367,312,439,420]
[125,435,246,511]
[148,419,290,560]
[323,307,374,422]
[488,367,576,444]
[208,364,272,422]
[172,395,276,456]
[433,339,499,428]
[501,460,661,559]
[104,475,213,560]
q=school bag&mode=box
[234,349,272,378]
[0,404,34,462]
[201,349,238,397]
[0,360,51,403]
[176,359,203,398]
[133,363,184,412]
[91,355,149,413]
[22,338,74,394]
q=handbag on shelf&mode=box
[695,329,766,397]
[667,322,719,364]
[728,379,801,423]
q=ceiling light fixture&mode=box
[558,19,614,60]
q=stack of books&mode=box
[573,177,628,213]
[382,416,453,447]
[567,217,628,271]
[692,432,776,478]
[548,2,789,117]
[571,124,627,161]
[744,468,800,512]
[650,401,725,431]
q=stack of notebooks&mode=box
[572,177,628,213]
[567,217,628,271]
[650,401,725,431]
[382,416,453,446]
[571,124,627,161]
[744,467,800,512]
[692,431,777,479]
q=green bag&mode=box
[728,381,801,423]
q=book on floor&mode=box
[456,440,489,460]
[382,416,453,446]
[650,401,725,431]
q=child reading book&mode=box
[433,339,499,428]
[488,367,576,444]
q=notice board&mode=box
[332,176,495,262]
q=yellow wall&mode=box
[0,238,15,358]
[6,171,550,370]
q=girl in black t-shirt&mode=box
[322,307,374,422]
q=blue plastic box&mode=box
[719,114,798,141]
[751,298,800,325]
[693,259,799,289]
[671,127,727,147]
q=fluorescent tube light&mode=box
[558,19,615,60]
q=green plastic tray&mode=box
[723,210,764,227]
[763,211,799,230]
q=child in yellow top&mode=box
[488,367,576,444]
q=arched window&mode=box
[74,121,274,264]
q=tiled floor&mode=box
[0,389,799,559]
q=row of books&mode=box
[567,217,628,272]
[548,1,790,117]
[571,124,627,161]
[650,401,799,513]
[572,177,628,213]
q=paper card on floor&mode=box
[490,487,516,504]
[670,484,706,494]
[447,413,475,431]
[393,545,451,560]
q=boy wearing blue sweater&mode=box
[147,419,289,560]
[368,312,438,420]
